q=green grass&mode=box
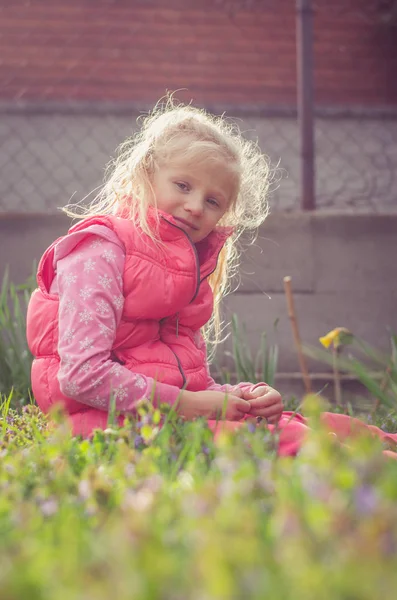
[0,268,34,404]
[0,396,397,599]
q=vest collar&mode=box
[114,203,234,277]
[149,206,234,278]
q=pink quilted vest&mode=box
[27,209,231,434]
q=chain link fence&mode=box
[1,111,396,213]
[0,0,396,214]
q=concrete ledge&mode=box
[312,213,397,292]
[238,212,314,292]
[238,211,397,293]
[0,212,71,283]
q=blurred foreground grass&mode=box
[1,397,397,599]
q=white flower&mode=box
[63,273,77,287]
[79,308,93,325]
[99,323,112,338]
[63,299,76,314]
[98,274,112,290]
[90,238,103,249]
[83,258,96,273]
[80,286,94,300]
[102,249,116,263]
[79,337,94,350]
[72,253,83,263]
[95,299,111,316]
[63,328,76,343]
[65,381,80,396]
[113,294,124,310]
[110,363,123,377]
[178,471,194,490]
[124,489,153,512]
[116,274,123,286]
[78,479,91,500]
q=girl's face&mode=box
[151,157,237,243]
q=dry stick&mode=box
[283,276,312,394]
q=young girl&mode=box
[26,99,397,459]
[26,99,284,439]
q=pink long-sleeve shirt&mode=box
[51,226,251,415]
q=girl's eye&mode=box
[175,182,189,192]
[207,198,219,207]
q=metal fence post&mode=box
[296,0,315,210]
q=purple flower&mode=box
[247,422,256,434]
[40,498,58,517]
[354,485,379,516]
[134,435,144,449]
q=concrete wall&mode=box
[1,211,396,401]
[222,212,397,395]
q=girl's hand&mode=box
[242,385,283,424]
[178,390,251,421]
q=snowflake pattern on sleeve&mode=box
[56,234,157,413]
[79,308,93,325]
[84,258,96,273]
[102,248,116,263]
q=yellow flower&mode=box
[319,327,353,349]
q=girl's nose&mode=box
[185,194,204,216]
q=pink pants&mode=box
[208,411,397,460]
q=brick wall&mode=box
[1,0,396,108]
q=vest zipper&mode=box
[161,216,201,304]
[169,346,187,387]
[198,249,222,285]
[159,216,225,388]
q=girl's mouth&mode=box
[174,217,199,231]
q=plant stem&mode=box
[283,276,312,394]
[371,365,391,417]
[333,347,342,407]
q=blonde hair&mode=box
[63,96,272,349]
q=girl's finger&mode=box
[248,392,282,410]
[234,397,251,413]
[249,403,283,419]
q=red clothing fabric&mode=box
[208,411,397,459]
